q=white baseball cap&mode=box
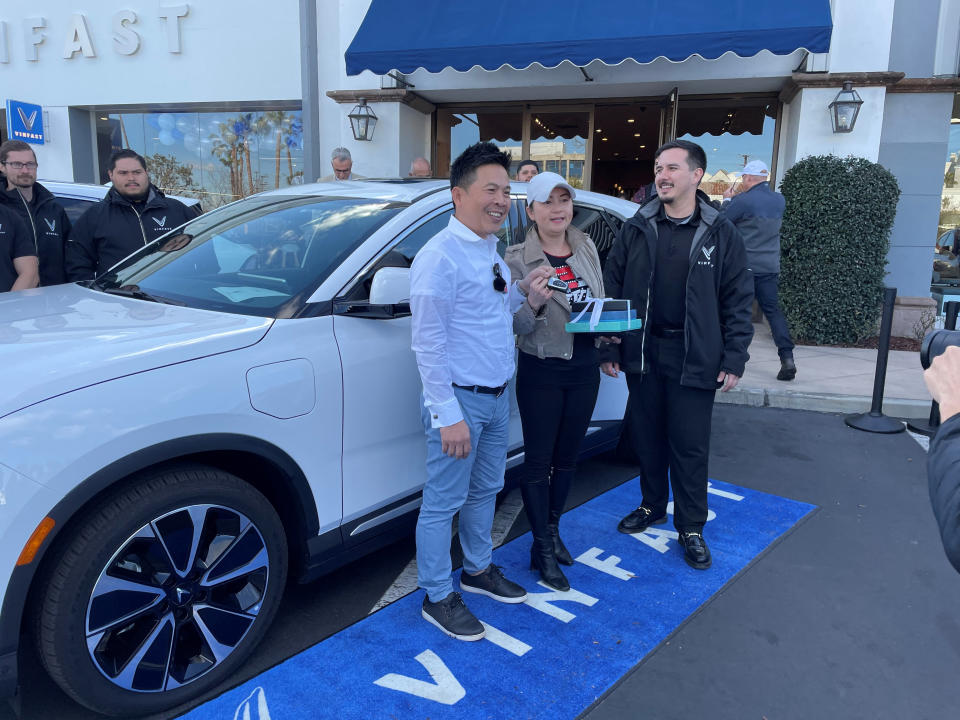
[526,171,576,205]
[734,160,770,177]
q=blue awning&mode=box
[345,0,833,76]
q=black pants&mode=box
[624,337,715,533]
[515,356,600,528]
[753,272,795,359]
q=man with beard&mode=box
[0,140,70,285]
[600,139,753,570]
[65,150,197,281]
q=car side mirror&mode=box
[369,266,410,305]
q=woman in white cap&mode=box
[505,172,605,591]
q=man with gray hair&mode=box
[319,147,365,182]
[409,157,432,178]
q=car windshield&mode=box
[94,195,404,317]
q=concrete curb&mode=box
[715,386,931,418]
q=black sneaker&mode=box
[421,592,485,641]
[460,564,527,603]
[617,506,667,534]
[680,531,712,569]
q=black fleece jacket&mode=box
[0,180,71,286]
[601,190,754,389]
[65,185,196,281]
[929,413,960,573]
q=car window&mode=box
[97,196,403,318]
[495,197,525,257]
[54,196,97,224]
[513,198,623,269]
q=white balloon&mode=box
[157,114,175,130]
[158,129,175,146]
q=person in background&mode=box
[601,139,753,571]
[506,172,605,591]
[65,149,197,281]
[924,344,960,573]
[0,203,37,292]
[516,160,540,182]
[722,159,796,381]
[410,142,551,641]
[319,147,365,182]
[0,140,71,286]
[409,157,432,177]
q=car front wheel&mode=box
[35,464,288,717]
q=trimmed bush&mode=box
[779,155,900,345]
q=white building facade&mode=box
[1,0,958,303]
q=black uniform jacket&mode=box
[0,180,71,286]
[601,190,754,389]
[65,185,196,281]
[929,413,960,573]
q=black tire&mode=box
[34,464,288,717]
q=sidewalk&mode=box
[717,321,931,417]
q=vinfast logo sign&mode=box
[6,100,44,145]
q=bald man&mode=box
[409,157,432,177]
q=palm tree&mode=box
[263,111,292,189]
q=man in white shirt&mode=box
[411,142,551,640]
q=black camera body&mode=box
[921,329,960,369]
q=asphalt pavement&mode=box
[4,404,958,719]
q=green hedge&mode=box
[779,155,901,345]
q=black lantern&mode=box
[828,81,864,133]
[348,99,378,141]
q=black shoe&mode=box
[460,564,528,603]
[421,592,485,641]
[530,543,570,591]
[617,506,667,534]
[547,523,574,566]
[680,531,712,569]
[777,356,797,381]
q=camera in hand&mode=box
[546,276,568,292]
[921,329,960,369]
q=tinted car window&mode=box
[54,196,97,224]
[97,196,403,318]
[514,198,623,268]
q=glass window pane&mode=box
[527,111,588,189]
[436,109,522,178]
[941,93,960,258]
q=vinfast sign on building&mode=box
[5,99,44,144]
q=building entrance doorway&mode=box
[592,101,662,200]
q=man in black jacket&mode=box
[65,149,197,281]
[601,139,754,570]
[924,344,960,573]
[0,140,71,286]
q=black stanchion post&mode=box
[845,287,906,433]
[907,301,960,436]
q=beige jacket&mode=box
[505,224,605,360]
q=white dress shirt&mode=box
[410,215,524,428]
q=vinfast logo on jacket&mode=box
[44,218,56,232]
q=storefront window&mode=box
[675,96,777,202]
[436,109,522,178]
[95,109,304,208]
[940,94,960,247]
[528,111,588,189]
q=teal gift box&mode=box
[565,299,643,334]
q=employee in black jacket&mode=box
[0,140,71,286]
[924,344,960,573]
[601,139,754,570]
[0,203,38,293]
[65,149,197,281]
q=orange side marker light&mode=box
[16,517,55,566]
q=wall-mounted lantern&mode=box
[829,81,864,133]
[348,98,378,141]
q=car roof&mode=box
[40,179,201,207]
[256,178,640,215]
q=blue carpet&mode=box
[180,478,813,720]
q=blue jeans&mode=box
[754,272,795,358]
[416,386,510,602]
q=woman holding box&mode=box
[506,172,605,591]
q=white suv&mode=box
[0,179,636,716]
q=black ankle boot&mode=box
[547,523,574,565]
[529,541,569,591]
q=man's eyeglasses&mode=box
[2,161,38,170]
[492,263,507,293]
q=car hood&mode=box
[0,284,272,418]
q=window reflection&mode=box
[95,110,305,208]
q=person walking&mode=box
[722,160,796,380]
[410,142,550,640]
[65,150,197,281]
[505,172,604,591]
[0,140,71,286]
[602,139,753,570]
